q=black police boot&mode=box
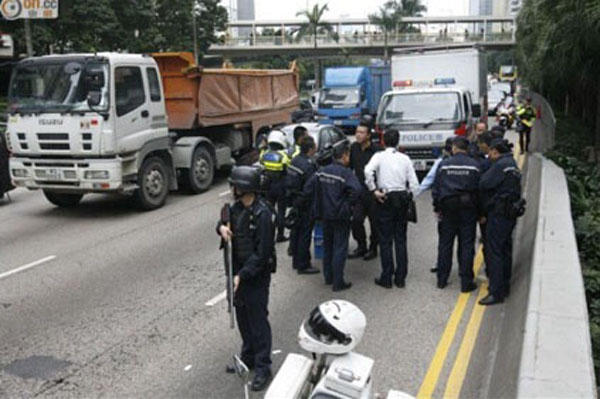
[276,233,289,243]
[437,280,448,289]
[374,277,392,289]
[251,372,271,391]
[394,279,405,289]
[332,282,352,292]
[461,281,477,293]
[348,247,367,259]
[478,294,504,306]
[363,248,378,261]
[298,266,319,275]
[430,266,438,273]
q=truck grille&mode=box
[404,148,437,160]
[37,133,70,151]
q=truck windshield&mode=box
[319,87,360,106]
[379,92,462,124]
[8,59,109,114]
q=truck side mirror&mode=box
[472,104,482,118]
[87,91,102,107]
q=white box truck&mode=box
[375,49,487,171]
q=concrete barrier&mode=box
[484,99,597,397]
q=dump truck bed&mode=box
[152,52,299,133]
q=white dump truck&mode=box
[4,52,299,209]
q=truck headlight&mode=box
[84,170,109,180]
[12,169,29,178]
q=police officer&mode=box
[365,129,419,289]
[348,121,383,260]
[217,166,276,391]
[286,136,319,274]
[479,139,522,305]
[304,140,361,292]
[516,96,536,153]
[288,126,308,160]
[259,130,291,242]
[432,136,480,292]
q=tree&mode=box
[369,1,401,62]
[369,0,426,61]
[295,3,335,87]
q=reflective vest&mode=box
[288,144,301,160]
[259,149,290,173]
[517,105,536,128]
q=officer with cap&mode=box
[217,166,277,391]
[432,136,480,293]
[259,130,291,242]
[365,129,419,289]
[286,136,319,274]
[304,140,362,292]
[479,138,522,305]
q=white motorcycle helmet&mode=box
[298,300,367,355]
[267,130,288,149]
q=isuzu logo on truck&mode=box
[39,119,63,126]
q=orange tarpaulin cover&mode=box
[153,52,299,130]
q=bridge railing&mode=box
[218,31,515,48]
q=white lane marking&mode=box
[205,290,227,307]
[0,255,57,281]
[219,190,231,197]
[184,365,192,371]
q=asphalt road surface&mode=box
[0,168,502,399]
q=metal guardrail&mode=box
[218,32,515,48]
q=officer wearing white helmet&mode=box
[259,130,291,242]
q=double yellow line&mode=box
[416,248,487,399]
[418,142,525,399]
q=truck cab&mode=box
[376,79,481,172]
[6,53,175,209]
[317,66,390,133]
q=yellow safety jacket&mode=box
[259,149,290,172]
[288,144,301,160]
[517,104,536,128]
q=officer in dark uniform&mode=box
[479,139,522,305]
[348,122,383,260]
[432,136,480,293]
[475,131,494,274]
[286,136,319,274]
[217,166,277,391]
[304,140,362,292]
[288,125,308,160]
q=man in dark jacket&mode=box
[432,137,480,293]
[304,140,362,291]
[479,139,522,305]
[286,136,319,274]
[348,122,383,260]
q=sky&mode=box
[220,0,470,20]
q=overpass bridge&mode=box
[208,16,516,59]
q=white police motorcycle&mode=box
[231,300,414,399]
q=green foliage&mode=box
[516,0,600,136]
[0,0,227,57]
[295,3,335,48]
[546,113,600,372]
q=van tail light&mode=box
[454,123,467,136]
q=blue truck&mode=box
[317,66,391,132]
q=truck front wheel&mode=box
[43,191,84,208]
[185,146,214,193]
[135,156,169,211]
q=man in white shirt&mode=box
[364,130,419,289]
